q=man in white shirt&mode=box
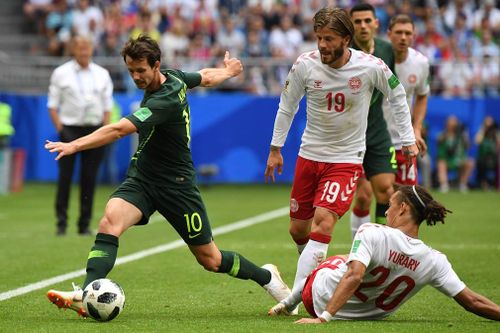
[47,35,113,236]
[383,15,430,187]
[286,185,500,323]
[265,7,418,313]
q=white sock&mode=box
[286,239,328,307]
[350,212,371,238]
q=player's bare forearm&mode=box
[454,288,500,321]
[411,94,428,132]
[319,261,365,323]
[45,118,136,160]
[199,51,243,87]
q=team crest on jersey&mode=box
[313,80,323,88]
[408,74,417,84]
[348,77,362,91]
[290,198,299,213]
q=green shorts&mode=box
[110,177,213,245]
[363,126,397,179]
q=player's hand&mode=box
[45,140,77,160]
[402,143,419,163]
[223,51,243,77]
[294,317,324,324]
[265,149,283,183]
[414,129,427,156]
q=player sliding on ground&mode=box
[270,185,500,322]
[45,35,292,318]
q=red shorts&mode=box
[395,150,418,185]
[302,255,347,317]
[290,156,362,220]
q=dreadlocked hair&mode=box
[395,184,452,226]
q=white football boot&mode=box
[47,282,88,317]
[262,264,298,315]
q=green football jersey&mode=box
[352,38,395,143]
[125,69,202,188]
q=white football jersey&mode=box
[383,48,430,149]
[311,223,465,320]
[271,49,415,164]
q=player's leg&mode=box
[364,143,397,225]
[370,172,395,224]
[281,163,361,311]
[350,176,372,238]
[437,159,449,192]
[288,156,317,254]
[47,178,150,317]
[161,185,293,306]
[458,158,474,192]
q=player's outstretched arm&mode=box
[454,287,500,321]
[45,118,136,160]
[198,51,243,87]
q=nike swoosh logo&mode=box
[188,233,201,239]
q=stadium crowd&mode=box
[18,0,500,191]
[23,0,500,96]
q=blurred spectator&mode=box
[219,0,247,17]
[159,18,189,66]
[474,116,500,190]
[471,54,499,97]
[23,0,53,35]
[191,0,218,42]
[450,11,474,57]
[187,32,213,64]
[215,17,246,58]
[268,15,303,59]
[471,28,500,59]
[438,40,473,97]
[473,0,500,36]
[130,8,161,41]
[72,0,105,45]
[45,0,73,56]
[442,0,475,33]
[437,115,474,193]
[102,0,128,39]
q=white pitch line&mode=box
[0,207,289,302]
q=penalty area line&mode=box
[0,206,289,302]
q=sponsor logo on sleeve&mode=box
[388,74,400,89]
[133,107,152,121]
[351,239,361,253]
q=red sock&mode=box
[353,207,370,217]
[309,232,331,244]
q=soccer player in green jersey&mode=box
[349,3,400,233]
[44,35,291,318]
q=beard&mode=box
[320,45,346,66]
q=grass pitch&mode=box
[0,183,498,333]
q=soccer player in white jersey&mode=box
[276,185,500,322]
[264,7,418,314]
[383,14,430,187]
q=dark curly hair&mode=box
[121,35,161,68]
[394,184,452,226]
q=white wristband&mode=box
[319,310,333,322]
